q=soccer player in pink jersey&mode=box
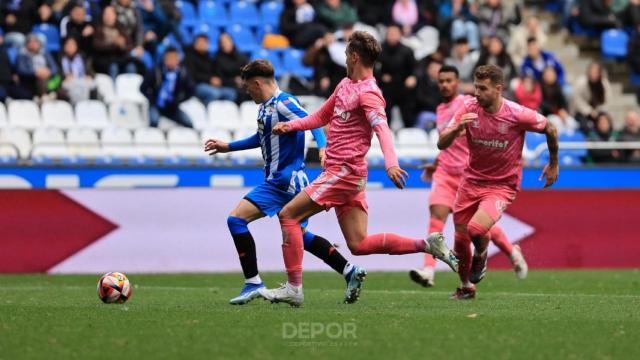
[409,65,528,288]
[257,31,458,307]
[438,65,559,300]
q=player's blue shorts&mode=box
[244,181,309,228]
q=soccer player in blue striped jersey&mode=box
[205,60,366,306]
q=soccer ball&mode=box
[97,272,132,304]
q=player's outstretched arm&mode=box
[438,113,477,150]
[205,133,260,155]
[273,93,337,134]
[539,121,559,188]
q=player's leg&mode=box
[227,199,266,305]
[337,198,457,271]
[257,191,324,307]
[450,181,481,300]
[489,225,528,279]
[410,205,450,287]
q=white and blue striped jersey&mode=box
[229,89,326,194]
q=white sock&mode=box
[342,263,354,277]
[461,281,473,288]
[245,275,262,285]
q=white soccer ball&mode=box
[97,272,132,304]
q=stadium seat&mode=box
[524,131,548,164]
[5,46,17,67]
[67,128,102,160]
[75,100,111,130]
[134,128,171,160]
[8,100,42,130]
[229,1,260,27]
[601,29,629,59]
[0,102,7,127]
[168,127,207,161]
[396,128,429,146]
[101,128,139,160]
[0,143,19,164]
[175,0,198,26]
[109,101,146,129]
[297,95,324,113]
[179,98,209,130]
[207,100,242,131]
[0,127,31,159]
[260,1,284,27]
[198,0,229,27]
[225,24,259,54]
[239,101,259,125]
[95,74,116,103]
[41,100,75,129]
[32,23,61,53]
[250,48,283,76]
[32,127,74,163]
[115,73,146,104]
[282,48,313,78]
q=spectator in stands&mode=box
[141,46,194,128]
[185,34,236,104]
[618,0,640,28]
[211,33,248,103]
[587,112,621,163]
[445,37,478,93]
[392,0,419,36]
[541,66,579,135]
[475,35,517,86]
[378,24,417,128]
[1,0,38,49]
[619,110,640,162]
[61,4,94,53]
[279,0,327,49]
[476,0,521,43]
[15,33,59,100]
[303,31,346,97]
[507,15,548,67]
[36,2,56,26]
[316,0,358,32]
[448,0,480,50]
[0,50,13,102]
[353,0,389,26]
[521,37,566,86]
[414,60,442,130]
[514,74,542,111]
[571,61,612,133]
[112,0,145,60]
[92,6,137,79]
[58,37,95,104]
[578,0,621,31]
[139,0,182,50]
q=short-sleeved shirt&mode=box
[446,97,547,190]
[435,94,472,176]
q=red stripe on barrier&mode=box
[489,190,640,269]
[0,190,117,272]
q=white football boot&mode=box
[258,282,304,307]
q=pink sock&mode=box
[424,217,444,267]
[454,230,473,286]
[352,233,424,255]
[489,225,512,256]
[279,218,304,286]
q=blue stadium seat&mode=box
[251,48,283,77]
[5,47,18,67]
[225,24,259,54]
[179,22,195,45]
[229,1,260,27]
[282,48,313,78]
[569,17,599,37]
[32,23,60,52]
[198,0,229,27]
[256,23,280,44]
[260,1,284,27]
[175,0,198,26]
[601,29,629,59]
[631,72,640,86]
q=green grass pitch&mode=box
[1,270,639,359]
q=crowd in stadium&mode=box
[0,0,639,164]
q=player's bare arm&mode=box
[204,139,230,155]
[539,121,559,188]
[437,113,477,150]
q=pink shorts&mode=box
[429,169,463,209]
[304,166,368,219]
[453,178,517,226]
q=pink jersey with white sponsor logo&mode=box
[447,97,547,189]
[288,77,398,177]
[436,94,472,175]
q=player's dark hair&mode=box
[241,60,275,80]
[346,31,381,67]
[474,64,504,86]
[439,65,459,78]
